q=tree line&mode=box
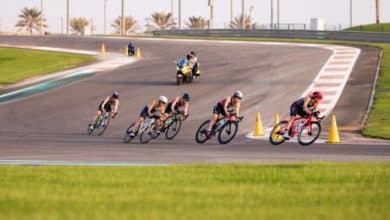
[15,7,256,35]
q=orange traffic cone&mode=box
[327,114,341,144]
[253,112,264,136]
[101,43,106,54]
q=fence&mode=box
[152,29,390,43]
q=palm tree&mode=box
[70,17,89,35]
[111,16,137,34]
[230,14,255,29]
[15,7,47,35]
[146,12,176,30]
[186,16,209,29]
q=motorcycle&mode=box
[176,59,200,85]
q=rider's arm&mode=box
[147,101,156,116]
[183,102,189,116]
[303,96,312,114]
[224,96,231,114]
[113,100,119,114]
[235,102,241,117]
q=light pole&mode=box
[241,0,245,29]
[61,17,64,35]
[178,0,182,29]
[277,0,280,29]
[349,0,352,27]
[209,0,214,29]
[104,0,107,35]
[271,0,274,29]
[375,0,380,24]
[66,0,69,35]
[230,0,233,27]
[121,0,125,35]
[40,0,43,35]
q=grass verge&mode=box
[0,163,389,220]
[132,35,390,139]
[0,47,96,86]
[345,23,390,33]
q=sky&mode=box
[0,0,389,33]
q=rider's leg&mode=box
[93,110,102,124]
[207,113,219,132]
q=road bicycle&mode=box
[87,112,111,136]
[269,112,324,146]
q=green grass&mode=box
[132,35,390,139]
[0,163,389,220]
[0,47,95,86]
[345,23,390,32]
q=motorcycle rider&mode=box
[89,91,120,130]
[166,93,191,117]
[129,96,169,137]
[206,91,243,137]
[189,51,200,77]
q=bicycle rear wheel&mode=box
[218,121,238,145]
[123,123,136,143]
[269,121,288,145]
[165,119,182,140]
[195,120,211,144]
[298,121,321,146]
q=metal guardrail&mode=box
[152,29,390,43]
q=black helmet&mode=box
[112,91,119,99]
[186,54,192,60]
[190,51,196,56]
[182,93,191,101]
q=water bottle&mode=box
[216,119,226,130]
[297,121,305,131]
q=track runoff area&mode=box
[0,36,389,165]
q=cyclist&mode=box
[281,91,324,139]
[166,93,190,117]
[89,91,120,130]
[206,91,243,137]
[129,96,169,137]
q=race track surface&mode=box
[0,36,389,164]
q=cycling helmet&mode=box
[186,54,192,60]
[190,51,196,56]
[158,96,168,104]
[233,90,243,99]
[112,91,119,99]
[182,93,191,102]
[312,91,323,100]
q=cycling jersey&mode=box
[213,97,234,116]
[166,99,185,114]
[290,97,317,117]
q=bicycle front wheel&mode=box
[195,120,211,144]
[97,116,110,136]
[123,123,135,143]
[269,121,288,145]
[165,119,182,140]
[298,121,321,146]
[218,121,238,145]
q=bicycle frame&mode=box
[139,118,155,133]
[289,115,313,138]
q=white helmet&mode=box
[233,90,243,99]
[158,96,168,104]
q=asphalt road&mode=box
[0,36,389,164]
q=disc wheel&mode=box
[269,121,288,145]
[195,120,211,144]
[165,119,182,140]
[298,121,322,146]
[217,121,238,145]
